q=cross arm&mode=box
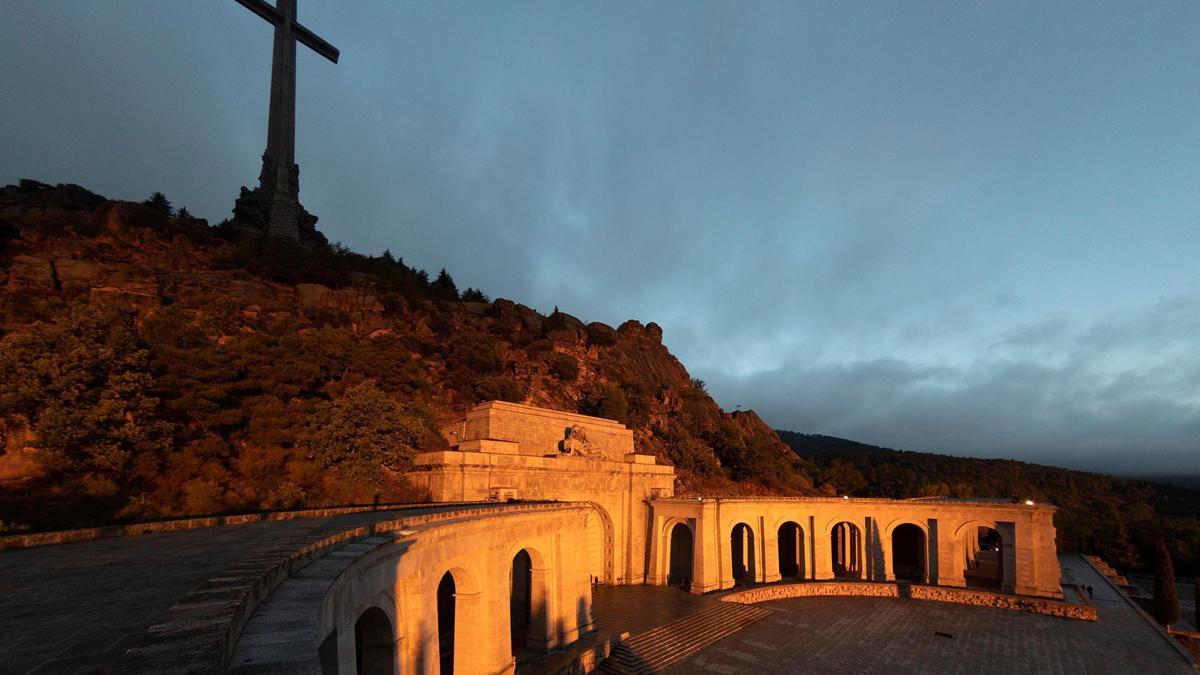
[234,0,281,25]
[294,22,339,63]
[234,0,339,64]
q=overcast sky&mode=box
[3,1,1199,476]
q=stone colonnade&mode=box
[646,497,1061,598]
[316,505,595,675]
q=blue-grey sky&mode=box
[3,1,1198,476]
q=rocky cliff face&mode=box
[0,181,815,529]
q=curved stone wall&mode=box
[720,582,1096,621]
[231,503,596,674]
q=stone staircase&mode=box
[597,601,772,674]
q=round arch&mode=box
[776,520,805,579]
[436,566,481,675]
[954,520,1009,590]
[883,518,930,540]
[354,605,395,675]
[665,520,695,588]
[585,502,616,584]
[824,519,865,579]
[729,522,757,585]
[889,523,928,583]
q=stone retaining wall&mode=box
[720,582,1097,621]
[0,501,502,551]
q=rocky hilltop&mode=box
[0,180,815,530]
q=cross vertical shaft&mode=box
[262,0,298,238]
[233,0,338,247]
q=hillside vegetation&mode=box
[779,431,1200,576]
[1,180,1195,579]
[0,181,813,531]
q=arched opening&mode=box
[510,550,532,655]
[730,523,756,585]
[667,522,694,589]
[437,572,456,675]
[354,607,394,675]
[964,526,1004,589]
[586,503,616,584]
[830,522,862,578]
[891,524,926,582]
[777,521,805,579]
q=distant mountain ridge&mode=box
[777,428,1200,576]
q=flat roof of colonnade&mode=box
[655,495,1056,511]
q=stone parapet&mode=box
[0,501,490,552]
[720,582,1096,621]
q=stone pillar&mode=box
[1001,521,1019,595]
[881,522,895,582]
[814,522,833,580]
[763,519,781,583]
[1031,510,1063,598]
[926,516,936,581]
[694,505,722,593]
[335,619,356,675]
[734,526,744,571]
[942,521,967,588]
[646,514,666,586]
[527,566,553,652]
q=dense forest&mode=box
[779,430,1200,576]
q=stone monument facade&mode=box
[410,401,676,586]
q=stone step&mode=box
[597,602,771,673]
[628,605,770,669]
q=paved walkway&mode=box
[0,505,473,674]
[663,555,1194,674]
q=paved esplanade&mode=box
[0,505,469,674]
[662,554,1193,674]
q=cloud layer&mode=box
[3,2,1199,475]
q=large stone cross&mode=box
[233,0,338,246]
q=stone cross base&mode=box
[231,176,326,249]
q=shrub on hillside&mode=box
[301,381,429,489]
[579,382,629,424]
[473,375,524,403]
[445,334,503,388]
[547,353,580,381]
[0,304,172,500]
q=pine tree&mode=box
[461,287,489,303]
[175,206,192,219]
[1152,537,1180,627]
[430,268,458,300]
[143,191,172,216]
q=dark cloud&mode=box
[702,296,1200,475]
[3,2,1199,475]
